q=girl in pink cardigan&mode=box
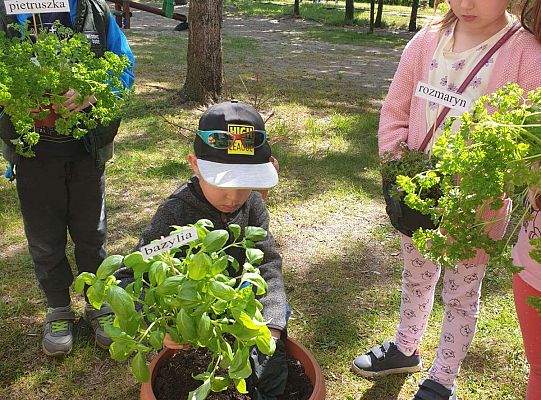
[351,1,541,400]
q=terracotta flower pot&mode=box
[162,333,191,351]
[33,106,60,128]
[140,336,326,400]
[284,337,326,399]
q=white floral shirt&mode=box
[424,16,516,151]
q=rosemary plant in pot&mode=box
[0,22,130,157]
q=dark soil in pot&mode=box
[153,348,313,400]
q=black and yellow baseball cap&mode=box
[194,100,278,189]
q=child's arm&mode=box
[378,30,429,157]
[516,34,541,95]
[249,197,288,333]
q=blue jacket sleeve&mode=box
[106,14,135,90]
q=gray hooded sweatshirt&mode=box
[134,177,287,332]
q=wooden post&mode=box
[123,0,131,29]
[115,3,122,26]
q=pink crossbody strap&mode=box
[419,21,521,152]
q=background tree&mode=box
[345,0,354,24]
[180,0,224,103]
[375,0,384,28]
[409,0,419,32]
[369,0,375,33]
[294,0,300,17]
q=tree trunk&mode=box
[409,0,419,32]
[369,0,375,33]
[294,0,300,17]
[375,0,384,28]
[180,0,224,103]
[345,0,354,24]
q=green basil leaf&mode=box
[144,288,156,306]
[218,340,234,369]
[104,324,132,344]
[96,255,124,280]
[234,378,248,394]
[221,322,259,341]
[149,261,168,286]
[131,352,150,383]
[156,275,184,296]
[208,280,236,301]
[74,272,95,293]
[211,376,230,392]
[240,272,268,296]
[254,328,276,356]
[188,252,211,280]
[123,252,145,268]
[109,341,133,361]
[176,280,200,308]
[132,260,150,279]
[120,315,141,337]
[244,226,267,242]
[193,372,211,381]
[87,280,105,310]
[106,285,136,321]
[211,299,228,315]
[229,224,241,240]
[196,313,213,345]
[195,219,214,229]
[149,331,164,350]
[232,309,267,330]
[187,378,211,400]
[203,229,229,253]
[245,248,264,265]
[176,309,196,342]
[210,255,229,275]
[229,347,252,379]
[228,255,240,272]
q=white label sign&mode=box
[415,81,471,112]
[140,227,198,260]
[4,0,70,15]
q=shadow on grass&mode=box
[121,88,184,123]
[278,150,382,200]
[272,108,382,201]
[286,236,402,353]
[359,375,408,400]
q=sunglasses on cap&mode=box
[196,129,267,149]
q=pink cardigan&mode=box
[379,26,541,156]
[381,26,541,265]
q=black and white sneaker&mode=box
[413,379,456,400]
[351,340,422,377]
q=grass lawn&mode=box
[225,0,449,30]
[0,5,528,400]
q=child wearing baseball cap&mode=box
[136,100,288,398]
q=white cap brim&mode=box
[197,159,278,189]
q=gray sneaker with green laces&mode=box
[84,304,115,349]
[42,305,75,357]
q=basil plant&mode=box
[75,219,276,400]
